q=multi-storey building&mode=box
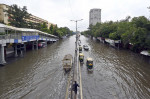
[0,4,9,24]
[89,8,101,26]
[0,4,55,29]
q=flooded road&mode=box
[0,35,150,99]
[80,36,150,99]
[0,36,76,99]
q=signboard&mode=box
[14,39,18,43]
[22,35,39,41]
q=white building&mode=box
[89,8,101,26]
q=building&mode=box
[26,14,55,29]
[0,4,9,24]
[0,4,55,29]
[89,8,101,26]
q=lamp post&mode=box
[70,19,83,48]
[70,19,83,34]
[70,19,83,99]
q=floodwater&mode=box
[0,35,150,99]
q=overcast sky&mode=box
[0,0,150,31]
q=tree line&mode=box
[2,4,73,38]
[82,16,150,53]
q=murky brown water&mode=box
[0,35,150,99]
[80,36,150,99]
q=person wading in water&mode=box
[72,81,79,94]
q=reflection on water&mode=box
[0,35,150,99]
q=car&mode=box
[83,45,89,50]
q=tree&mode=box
[7,4,29,28]
[131,16,149,28]
[5,4,73,38]
[40,22,51,33]
[130,27,148,52]
[109,32,120,40]
[121,26,136,48]
[41,22,47,29]
[49,25,54,34]
[145,32,150,49]
[82,16,150,52]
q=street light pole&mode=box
[70,19,83,34]
[76,21,77,34]
[71,19,83,50]
[70,19,83,99]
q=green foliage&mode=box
[41,22,47,29]
[130,27,148,51]
[131,16,149,28]
[49,25,53,32]
[47,25,73,38]
[27,22,41,30]
[6,4,73,38]
[109,32,120,40]
[145,33,150,49]
[40,22,50,33]
[7,4,29,28]
[82,16,150,52]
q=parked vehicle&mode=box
[62,54,73,71]
[86,58,93,69]
[79,53,84,63]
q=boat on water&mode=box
[86,58,93,70]
[62,54,73,71]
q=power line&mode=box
[68,0,75,19]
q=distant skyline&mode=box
[0,0,150,31]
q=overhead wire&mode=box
[68,0,75,19]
